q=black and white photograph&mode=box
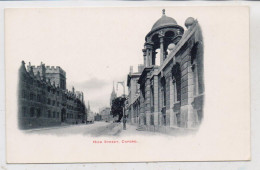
[17,9,204,137]
[4,6,250,163]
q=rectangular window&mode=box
[48,110,51,118]
[37,108,41,118]
[30,93,34,101]
[22,107,26,117]
[30,107,35,117]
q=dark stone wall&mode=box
[18,62,86,130]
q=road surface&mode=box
[25,121,167,136]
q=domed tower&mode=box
[142,9,184,67]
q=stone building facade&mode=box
[126,65,143,125]
[99,107,112,122]
[126,10,204,131]
[18,61,86,129]
[94,114,102,121]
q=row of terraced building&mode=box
[18,61,87,129]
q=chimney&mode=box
[130,66,133,74]
[138,64,144,73]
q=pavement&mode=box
[25,121,169,137]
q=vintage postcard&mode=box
[5,6,250,163]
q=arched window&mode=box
[172,63,181,102]
[160,77,166,107]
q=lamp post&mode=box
[117,81,126,130]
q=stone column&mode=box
[146,44,153,67]
[142,49,147,67]
[137,104,140,125]
[153,75,159,128]
[140,89,145,126]
[187,61,198,128]
[145,78,151,128]
[193,62,199,97]
[149,50,153,66]
[131,105,134,125]
[180,55,199,128]
[159,86,164,126]
[172,80,178,126]
[169,77,176,127]
[146,48,150,67]
[159,36,164,66]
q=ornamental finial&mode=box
[162,9,165,15]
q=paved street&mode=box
[25,121,167,137]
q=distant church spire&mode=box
[110,81,117,106]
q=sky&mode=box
[6,6,243,112]
[5,7,194,112]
